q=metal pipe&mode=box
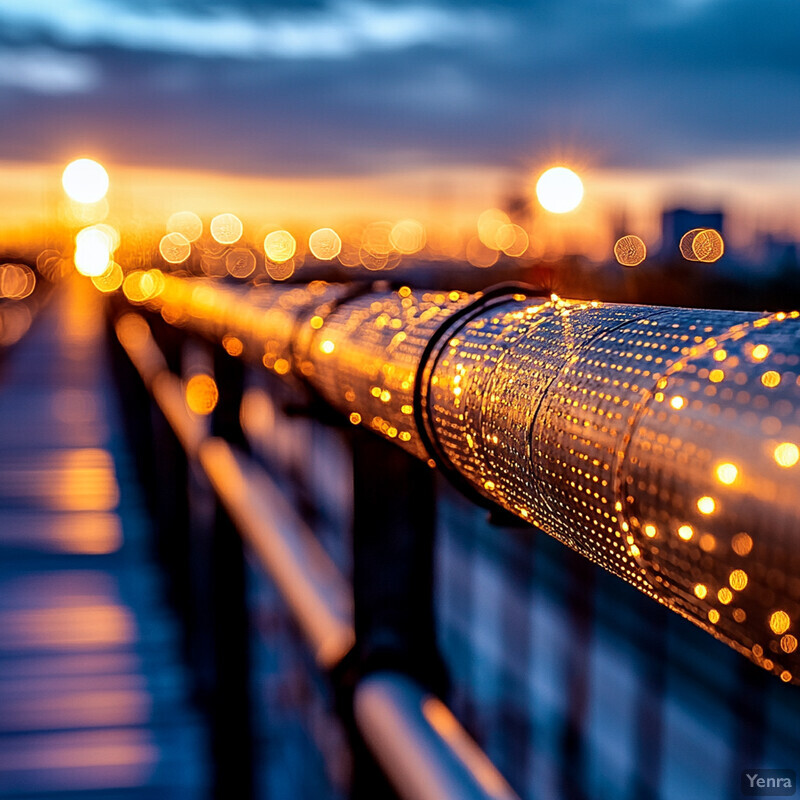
[124,273,800,684]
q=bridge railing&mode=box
[113,304,521,800]
[119,272,800,684]
[109,271,800,797]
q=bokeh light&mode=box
[225,248,257,278]
[466,236,498,268]
[692,229,725,262]
[477,209,510,250]
[496,223,529,257]
[716,462,738,484]
[167,211,203,243]
[62,158,109,204]
[159,232,192,264]
[91,261,124,293]
[774,442,799,468]
[614,235,647,267]
[308,228,342,260]
[74,226,114,277]
[210,213,243,245]
[185,374,219,415]
[264,230,297,263]
[390,219,426,255]
[0,263,36,299]
[535,167,584,213]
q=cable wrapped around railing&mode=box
[123,271,800,684]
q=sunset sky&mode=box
[1,0,799,248]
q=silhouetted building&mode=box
[661,207,725,258]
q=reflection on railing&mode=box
[115,311,517,800]
[122,273,800,684]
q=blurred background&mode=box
[0,0,799,304]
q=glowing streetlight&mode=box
[535,166,584,213]
[62,158,109,204]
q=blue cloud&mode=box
[0,0,797,175]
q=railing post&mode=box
[208,344,254,799]
[145,315,195,636]
[350,428,448,798]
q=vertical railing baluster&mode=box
[208,344,255,798]
[349,429,448,799]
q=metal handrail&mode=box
[115,310,522,800]
[121,272,800,684]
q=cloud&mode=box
[0,46,99,93]
[0,0,797,178]
[0,0,504,59]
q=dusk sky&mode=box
[1,0,799,241]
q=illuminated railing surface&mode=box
[114,308,522,800]
[124,272,800,684]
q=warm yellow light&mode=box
[225,248,256,279]
[679,229,704,261]
[122,271,150,303]
[62,158,109,204]
[761,370,781,388]
[0,263,36,299]
[496,223,529,257]
[708,369,724,383]
[670,396,686,410]
[614,235,647,267]
[751,344,770,361]
[535,166,584,214]
[91,261,123,293]
[774,442,799,468]
[716,463,738,484]
[731,532,753,556]
[264,230,297,263]
[718,587,733,605]
[708,609,720,624]
[210,213,243,245]
[74,226,112,277]
[678,524,694,541]
[266,258,295,281]
[320,339,335,354]
[699,533,716,552]
[770,610,791,635]
[167,211,203,242]
[222,336,243,356]
[692,229,724,263]
[694,583,708,599]
[465,236,499,268]
[390,219,426,254]
[159,232,192,265]
[477,208,510,250]
[729,569,748,591]
[697,496,716,514]
[185,374,219,415]
[274,358,290,375]
[308,228,342,260]
[644,524,657,538]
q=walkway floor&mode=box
[0,280,208,798]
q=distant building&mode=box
[757,232,799,275]
[660,207,725,259]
